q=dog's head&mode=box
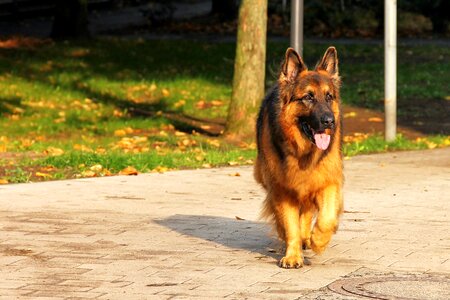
[278,47,341,151]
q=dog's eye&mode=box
[326,93,333,102]
[302,94,314,102]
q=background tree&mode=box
[225,0,267,140]
[51,0,89,39]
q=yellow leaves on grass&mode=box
[0,136,7,152]
[119,166,139,176]
[126,84,169,104]
[0,36,52,49]
[35,172,52,178]
[343,133,370,143]
[54,111,66,123]
[113,136,149,153]
[206,139,221,148]
[0,178,9,184]
[77,164,112,178]
[114,127,134,137]
[44,147,64,156]
[174,99,186,108]
[73,144,93,152]
[34,166,58,180]
[69,48,90,58]
[71,98,99,112]
[162,88,170,97]
[415,137,441,149]
[151,166,169,173]
[195,99,224,109]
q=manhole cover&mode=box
[328,275,450,300]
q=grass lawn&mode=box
[0,37,448,183]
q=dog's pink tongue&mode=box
[314,133,331,150]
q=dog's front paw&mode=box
[278,255,304,269]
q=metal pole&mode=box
[385,0,397,141]
[290,0,303,56]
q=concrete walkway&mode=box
[0,148,449,299]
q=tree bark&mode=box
[51,0,89,39]
[225,0,267,140]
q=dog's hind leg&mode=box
[311,185,343,254]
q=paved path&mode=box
[0,148,449,299]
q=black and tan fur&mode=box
[254,47,343,268]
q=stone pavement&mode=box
[0,148,449,299]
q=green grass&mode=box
[0,38,448,183]
[343,134,449,157]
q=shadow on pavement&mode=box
[155,214,281,259]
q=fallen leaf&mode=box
[207,139,221,148]
[426,141,437,149]
[228,161,238,166]
[174,131,186,137]
[210,100,224,106]
[90,164,103,172]
[69,49,90,57]
[229,172,241,177]
[343,111,357,118]
[368,117,383,123]
[35,172,52,178]
[40,166,56,172]
[0,179,9,184]
[114,129,127,137]
[162,88,170,97]
[119,166,139,176]
[152,166,168,173]
[195,100,207,109]
[202,163,212,168]
[73,144,93,152]
[45,147,64,156]
[81,170,96,177]
[125,127,134,134]
[113,109,123,117]
[174,99,185,108]
[235,216,245,220]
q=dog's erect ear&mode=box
[281,48,307,82]
[316,47,339,77]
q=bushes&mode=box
[268,0,447,37]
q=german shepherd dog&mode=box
[254,47,343,268]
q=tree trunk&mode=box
[225,0,267,140]
[51,0,89,39]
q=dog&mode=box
[254,47,343,268]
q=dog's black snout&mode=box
[320,114,335,128]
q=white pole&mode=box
[290,0,303,56]
[385,0,397,141]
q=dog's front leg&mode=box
[273,195,304,268]
[311,184,343,254]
